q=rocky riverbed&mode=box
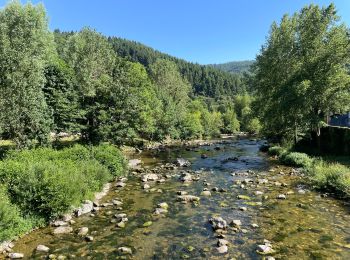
[4,138,350,259]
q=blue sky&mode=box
[1,0,349,64]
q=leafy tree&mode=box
[63,28,116,142]
[223,109,240,133]
[150,59,191,139]
[202,111,223,137]
[254,4,350,143]
[96,59,161,144]
[0,1,55,148]
[43,58,83,135]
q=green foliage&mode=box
[109,37,246,98]
[0,186,33,242]
[150,59,191,139]
[245,117,262,134]
[202,111,223,138]
[0,144,126,221]
[43,58,83,134]
[268,146,286,156]
[91,144,127,177]
[308,161,350,197]
[0,1,55,148]
[222,109,240,134]
[279,152,313,168]
[254,3,350,142]
[209,60,254,74]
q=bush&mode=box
[0,186,32,241]
[91,144,127,177]
[279,152,313,168]
[0,144,127,224]
[268,146,286,156]
[308,162,350,197]
[0,158,110,219]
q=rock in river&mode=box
[157,202,169,209]
[141,173,159,182]
[277,194,286,200]
[118,247,132,255]
[75,200,94,217]
[8,253,24,259]
[209,217,227,230]
[53,226,73,235]
[175,158,191,167]
[179,172,193,182]
[77,227,89,236]
[230,219,242,228]
[177,195,200,203]
[217,245,228,254]
[201,190,212,196]
[128,159,141,169]
[36,245,50,253]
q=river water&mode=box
[9,138,350,259]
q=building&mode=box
[329,112,350,127]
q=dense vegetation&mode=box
[0,144,126,241]
[208,60,254,74]
[0,1,259,149]
[107,37,246,97]
[268,146,350,198]
[261,4,350,199]
[253,3,350,144]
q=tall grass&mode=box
[267,145,350,198]
[307,161,350,197]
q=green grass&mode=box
[268,146,287,156]
[267,146,350,198]
[307,161,350,198]
[279,152,314,168]
[0,144,127,242]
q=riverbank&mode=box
[0,135,247,257]
[0,144,127,256]
[6,138,350,259]
[266,146,350,199]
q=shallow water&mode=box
[8,138,350,259]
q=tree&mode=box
[96,59,161,145]
[63,28,116,142]
[150,59,191,139]
[43,58,83,135]
[0,1,55,148]
[223,109,240,133]
[253,3,350,143]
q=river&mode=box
[9,138,350,259]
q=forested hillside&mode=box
[209,60,254,74]
[107,37,246,98]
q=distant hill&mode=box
[108,37,246,98]
[208,60,255,74]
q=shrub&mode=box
[268,146,286,156]
[279,152,313,168]
[0,144,127,222]
[308,162,350,197]
[0,158,110,219]
[91,144,127,177]
[0,186,32,242]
